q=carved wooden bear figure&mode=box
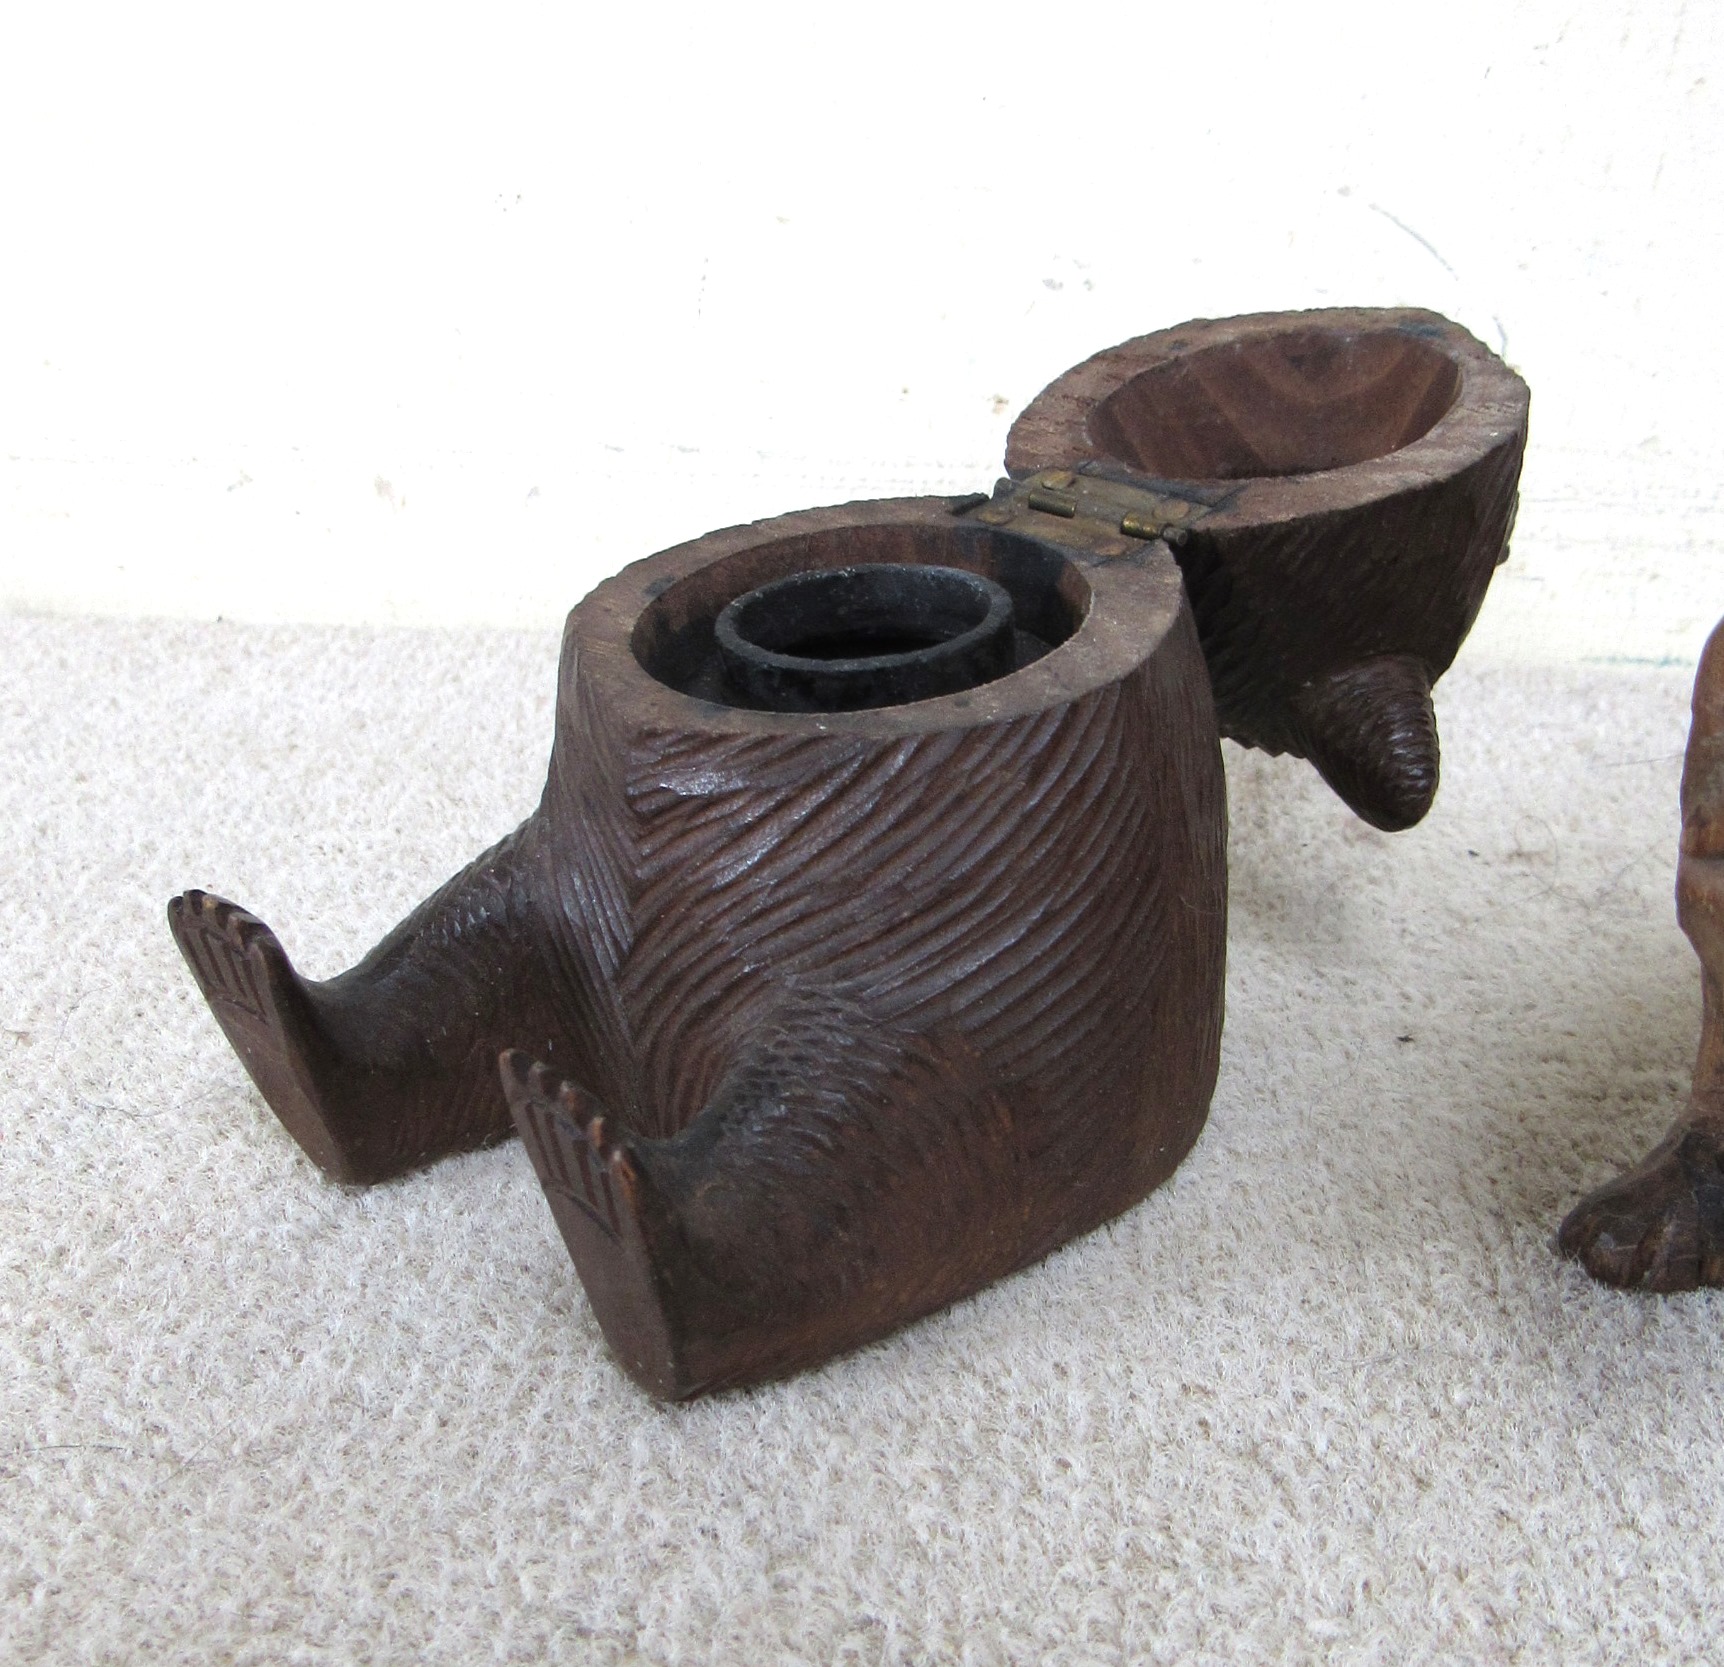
[170,309,1529,1397]
[170,503,1229,1399]
[1562,617,1724,1289]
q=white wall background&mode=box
[2,0,1719,663]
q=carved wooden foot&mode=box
[169,829,574,1183]
[168,889,360,1177]
[1559,1121,1724,1290]
[1562,618,1724,1291]
[503,1054,681,1394]
[502,998,1031,1399]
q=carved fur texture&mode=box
[171,311,1533,1395]
[1561,618,1724,1289]
[172,499,1227,1397]
[1006,308,1530,831]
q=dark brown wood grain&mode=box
[1007,308,1530,830]
[170,308,1530,1397]
[1561,617,1724,1289]
[173,501,1228,1397]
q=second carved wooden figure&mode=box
[171,307,1529,1398]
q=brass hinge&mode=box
[960,468,1223,557]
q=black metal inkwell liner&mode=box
[715,563,1018,712]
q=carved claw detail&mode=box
[1558,1125,1724,1291]
[167,888,356,1179]
[1291,655,1439,832]
[504,1052,636,1243]
[499,1050,682,1397]
[169,889,276,1021]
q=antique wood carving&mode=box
[170,307,1530,1398]
[1004,308,1527,831]
[1561,617,1724,1289]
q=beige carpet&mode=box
[3,610,1721,1665]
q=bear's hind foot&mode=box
[168,889,373,1181]
[501,1052,682,1398]
[1559,1121,1724,1291]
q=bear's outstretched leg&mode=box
[1561,619,1724,1289]
[172,825,575,1184]
[502,996,1028,1399]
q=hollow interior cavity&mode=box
[722,564,1008,661]
[715,565,1016,712]
[1089,326,1462,482]
[632,521,1089,710]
